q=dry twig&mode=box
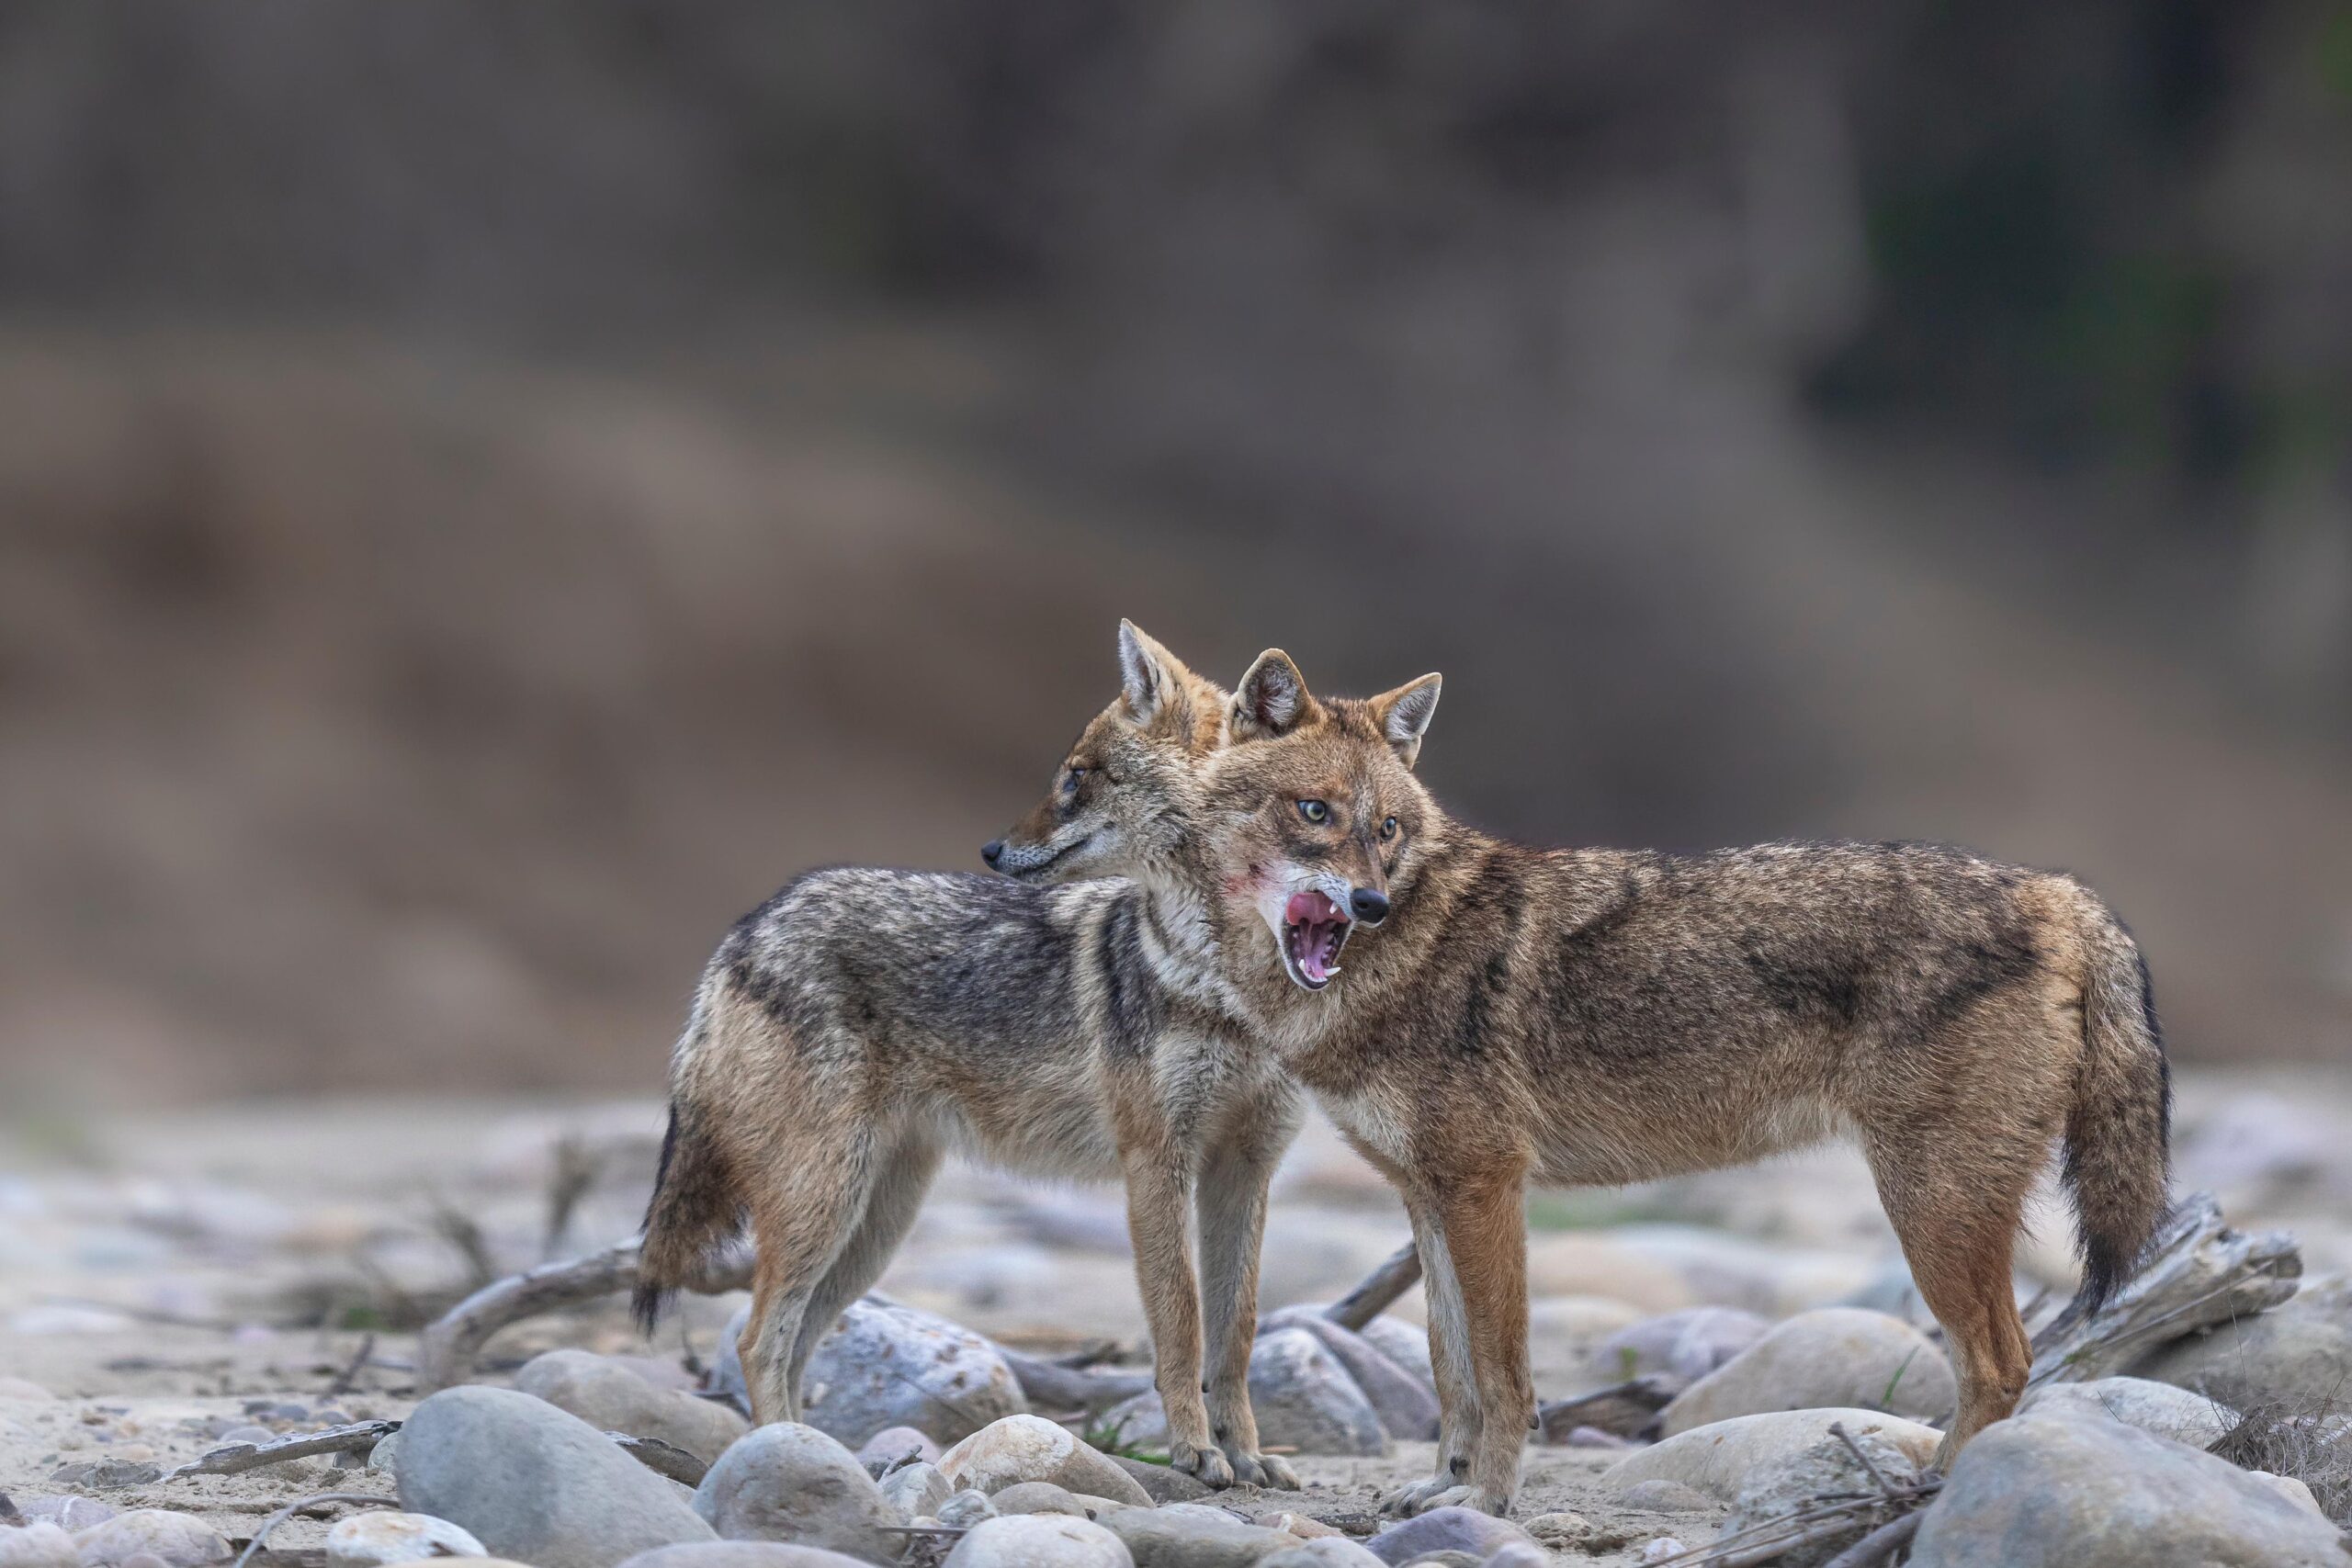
[2028,1190,2300,1386]
[229,1493,395,1568]
[1816,1512,1925,1568]
[167,1421,401,1480]
[1323,1241,1421,1331]
[610,1433,708,1487]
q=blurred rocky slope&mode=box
[0,2,2346,1098]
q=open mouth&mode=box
[1280,890,1351,990]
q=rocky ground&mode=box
[4,1069,2350,1568]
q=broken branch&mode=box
[1323,1240,1422,1332]
[167,1421,401,1480]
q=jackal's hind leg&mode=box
[740,1129,880,1427]
[784,1133,943,1406]
[1196,1125,1298,1490]
[1868,1129,2042,1466]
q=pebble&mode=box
[1253,1512,1339,1540]
[1640,1540,1689,1564]
[990,1482,1089,1517]
[15,1499,116,1531]
[941,1515,1134,1568]
[852,1426,941,1472]
[517,1350,751,1464]
[1616,1480,1715,1514]
[70,1511,232,1568]
[1660,1309,1956,1432]
[1521,1513,1592,1546]
[1715,1428,1918,1567]
[46,1461,161,1490]
[1587,1307,1770,1387]
[396,1385,717,1568]
[1258,1308,1440,1439]
[324,1512,489,1567]
[691,1424,898,1564]
[1101,1329,1386,1459]
[934,1492,997,1529]
[1606,1408,1942,1501]
[1257,1544,1386,1568]
[1107,1455,1212,1506]
[937,1416,1153,1507]
[615,1547,879,1568]
[1102,1503,1295,1568]
[876,1461,951,1522]
[1362,1506,1538,1566]
[718,1299,1024,1450]
[2132,1275,2352,1413]
[0,1523,77,1568]
[1908,1410,2348,1566]
[2018,1376,2238,1449]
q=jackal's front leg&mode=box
[1121,1150,1230,1487]
[1196,1129,1300,1491]
[1380,1195,1486,1517]
[1414,1168,1531,1517]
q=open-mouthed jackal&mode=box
[1179,650,2171,1517]
[634,624,1308,1489]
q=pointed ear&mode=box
[1117,619,1197,726]
[1230,649,1317,740]
[1368,673,1442,768]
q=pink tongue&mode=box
[1285,891,1330,924]
[1299,932,1331,984]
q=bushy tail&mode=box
[632,1097,741,1335]
[2060,908,2173,1314]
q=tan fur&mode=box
[638,626,1305,1492]
[1174,660,2169,1515]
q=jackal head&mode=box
[983,620,1226,885]
[1202,650,1442,991]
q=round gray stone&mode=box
[1364,1507,1538,1567]
[942,1515,1133,1568]
[1908,1412,2348,1566]
[2018,1376,2239,1449]
[691,1424,897,1564]
[396,1385,716,1568]
[516,1350,750,1463]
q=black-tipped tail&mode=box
[633,1100,740,1335]
[2061,917,2172,1315]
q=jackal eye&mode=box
[1296,799,1329,824]
[1380,816,1398,840]
[1062,766,1086,794]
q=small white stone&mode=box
[325,1511,488,1568]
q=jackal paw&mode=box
[1380,1473,1511,1517]
[1378,1472,1461,1517]
[1228,1450,1301,1491]
[1169,1442,1236,1489]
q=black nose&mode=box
[1350,887,1389,924]
[981,840,1004,867]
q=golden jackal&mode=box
[634,624,1306,1489]
[1166,650,2170,1516]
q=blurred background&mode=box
[2,0,2347,1108]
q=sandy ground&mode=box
[6,1069,2348,1562]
